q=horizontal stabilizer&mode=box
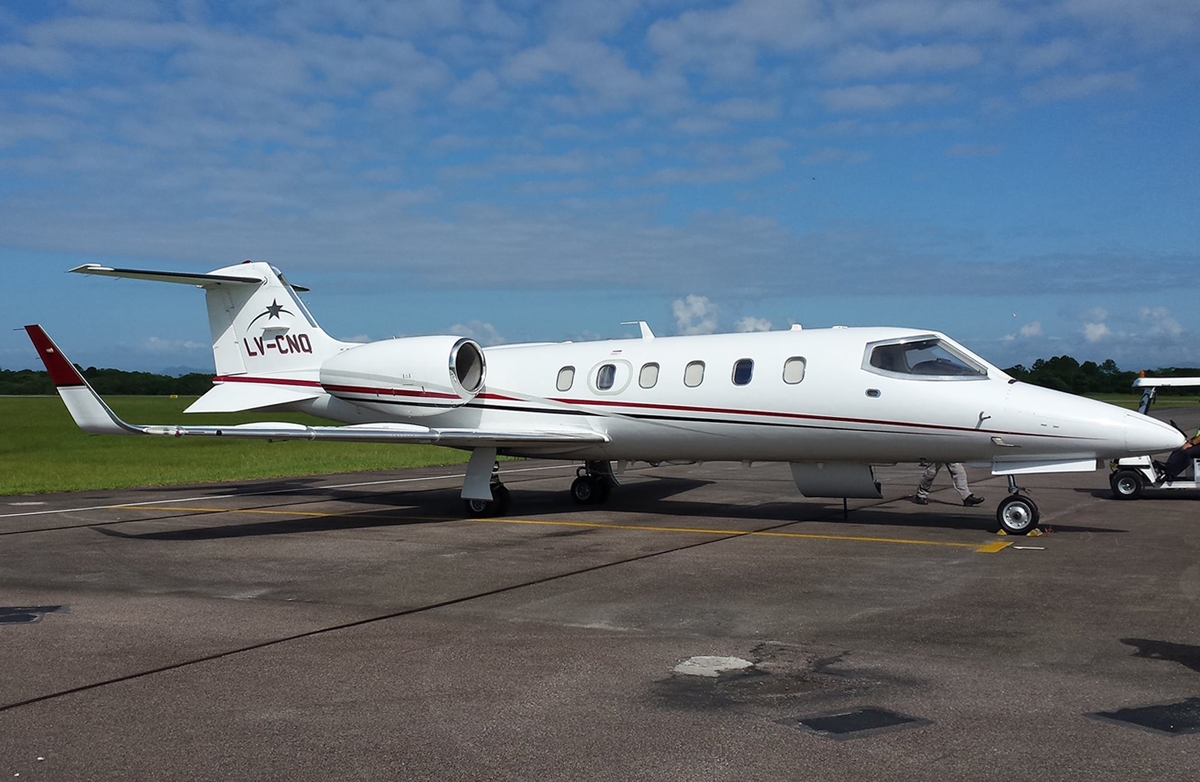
[70,264,265,287]
[185,381,323,413]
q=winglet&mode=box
[25,324,87,387]
[24,325,137,435]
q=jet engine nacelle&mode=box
[319,336,486,418]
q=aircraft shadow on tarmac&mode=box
[80,475,1127,541]
[1121,638,1200,675]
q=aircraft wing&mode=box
[24,325,609,449]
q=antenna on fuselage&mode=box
[621,321,655,340]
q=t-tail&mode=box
[71,261,353,413]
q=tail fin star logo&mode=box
[247,299,294,327]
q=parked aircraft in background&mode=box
[26,261,1183,535]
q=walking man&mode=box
[914,462,985,506]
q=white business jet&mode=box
[26,261,1183,535]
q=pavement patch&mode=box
[673,656,754,678]
[789,706,930,740]
[1090,698,1200,736]
[0,606,64,625]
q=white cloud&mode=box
[1021,70,1139,103]
[673,295,718,335]
[1141,306,1183,337]
[735,316,773,332]
[1083,322,1111,342]
[1015,38,1083,74]
[1061,0,1200,42]
[1002,321,1043,343]
[449,69,502,107]
[825,43,981,80]
[448,320,504,346]
[141,336,209,353]
[821,83,957,113]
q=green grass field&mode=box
[1086,393,1198,411]
[0,396,469,496]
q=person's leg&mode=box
[1164,449,1189,480]
[917,463,940,498]
[946,462,972,500]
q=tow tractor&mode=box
[1109,376,1200,500]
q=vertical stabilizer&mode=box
[70,261,351,379]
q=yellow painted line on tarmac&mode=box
[136,505,358,518]
[134,505,1011,553]
[468,517,1012,553]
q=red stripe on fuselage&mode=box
[210,376,1084,441]
[213,375,323,388]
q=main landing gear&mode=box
[571,461,618,505]
[461,453,620,517]
[995,475,1040,535]
[463,460,510,518]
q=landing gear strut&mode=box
[996,475,1039,535]
[570,460,618,505]
[462,448,510,518]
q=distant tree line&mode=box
[1003,357,1200,396]
[0,366,213,396]
[3,358,1199,397]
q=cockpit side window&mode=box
[864,337,987,380]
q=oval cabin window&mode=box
[732,359,753,386]
[596,363,617,390]
[783,357,806,384]
[556,366,575,392]
[684,361,705,388]
[639,362,659,389]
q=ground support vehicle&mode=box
[1109,376,1200,500]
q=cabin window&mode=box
[732,359,754,386]
[684,361,705,387]
[783,357,807,384]
[864,337,987,380]
[596,363,617,390]
[556,366,575,392]
[639,362,659,389]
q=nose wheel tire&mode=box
[996,494,1040,535]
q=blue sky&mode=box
[2,0,1198,374]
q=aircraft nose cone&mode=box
[1124,413,1185,454]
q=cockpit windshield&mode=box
[864,337,987,380]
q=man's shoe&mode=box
[913,495,928,505]
[963,495,985,507]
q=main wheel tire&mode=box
[571,475,598,504]
[464,497,496,517]
[464,485,511,517]
[1110,469,1144,500]
[996,495,1040,535]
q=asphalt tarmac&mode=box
[3,414,1200,781]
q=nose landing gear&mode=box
[996,475,1040,535]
